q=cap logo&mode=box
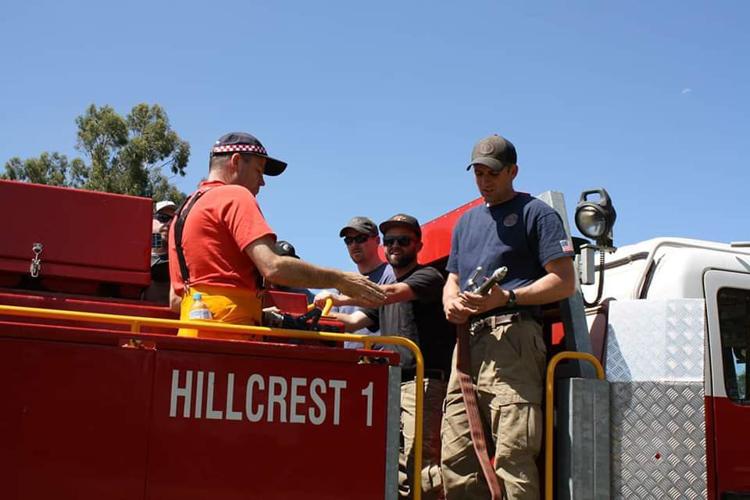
[478,141,495,155]
[212,144,267,155]
[394,215,407,221]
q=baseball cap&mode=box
[211,132,287,176]
[339,216,378,237]
[379,214,422,238]
[274,240,300,259]
[155,200,176,214]
[466,134,517,172]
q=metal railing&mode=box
[0,303,425,500]
[544,351,605,500]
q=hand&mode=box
[313,290,338,309]
[444,295,478,325]
[459,285,507,315]
[336,272,386,308]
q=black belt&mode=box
[470,310,539,331]
[401,367,447,382]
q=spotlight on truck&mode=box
[575,188,617,306]
[575,188,616,250]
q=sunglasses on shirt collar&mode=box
[343,234,371,246]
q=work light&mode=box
[575,188,616,250]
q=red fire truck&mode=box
[1,179,748,499]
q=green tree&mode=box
[3,152,87,187]
[2,103,190,203]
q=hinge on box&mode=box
[120,338,157,350]
[29,243,43,278]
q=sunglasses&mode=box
[344,234,371,246]
[383,236,414,247]
[154,212,173,223]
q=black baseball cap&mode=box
[339,216,378,237]
[379,214,421,238]
[274,240,300,259]
[466,134,517,172]
[211,132,287,176]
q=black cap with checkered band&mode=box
[211,132,287,176]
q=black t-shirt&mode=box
[364,266,456,373]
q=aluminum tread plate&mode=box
[606,299,705,382]
[610,381,706,499]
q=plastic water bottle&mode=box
[189,292,212,320]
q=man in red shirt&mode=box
[168,132,385,338]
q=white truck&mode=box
[554,187,750,499]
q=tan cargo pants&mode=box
[400,378,448,500]
[440,317,546,500]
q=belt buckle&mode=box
[469,318,485,334]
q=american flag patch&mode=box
[560,240,574,253]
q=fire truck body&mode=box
[578,237,750,498]
[2,179,749,499]
[0,180,402,499]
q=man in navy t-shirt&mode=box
[441,134,576,500]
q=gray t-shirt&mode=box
[338,262,396,348]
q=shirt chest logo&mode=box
[503,213,519,227]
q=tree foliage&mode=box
[3,152,87,187]
[2,103,190,203]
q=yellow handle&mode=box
[306,297,334,316]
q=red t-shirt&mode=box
[168,180,275,296]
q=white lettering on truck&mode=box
[169,370,369,426]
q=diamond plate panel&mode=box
[610,382,706,499]
[607,299,705,382]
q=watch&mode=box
[506,289,517,308]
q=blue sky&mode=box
[1,1,748,271]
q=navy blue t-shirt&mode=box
[446,193,574,293]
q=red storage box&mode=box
[0,180,152,295]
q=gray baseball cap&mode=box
[339,216,378,237]
[466,134,517,171]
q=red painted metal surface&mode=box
[375,197,483,266]
[0,320,397,500]
[147,350,389,500]
[0,332,154,500]
[0,180,152,289]
[705,396,717,500]
[0,289,177,335]
[263,290,309,314]
[709,395,750,496]
[418,197,483,265]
